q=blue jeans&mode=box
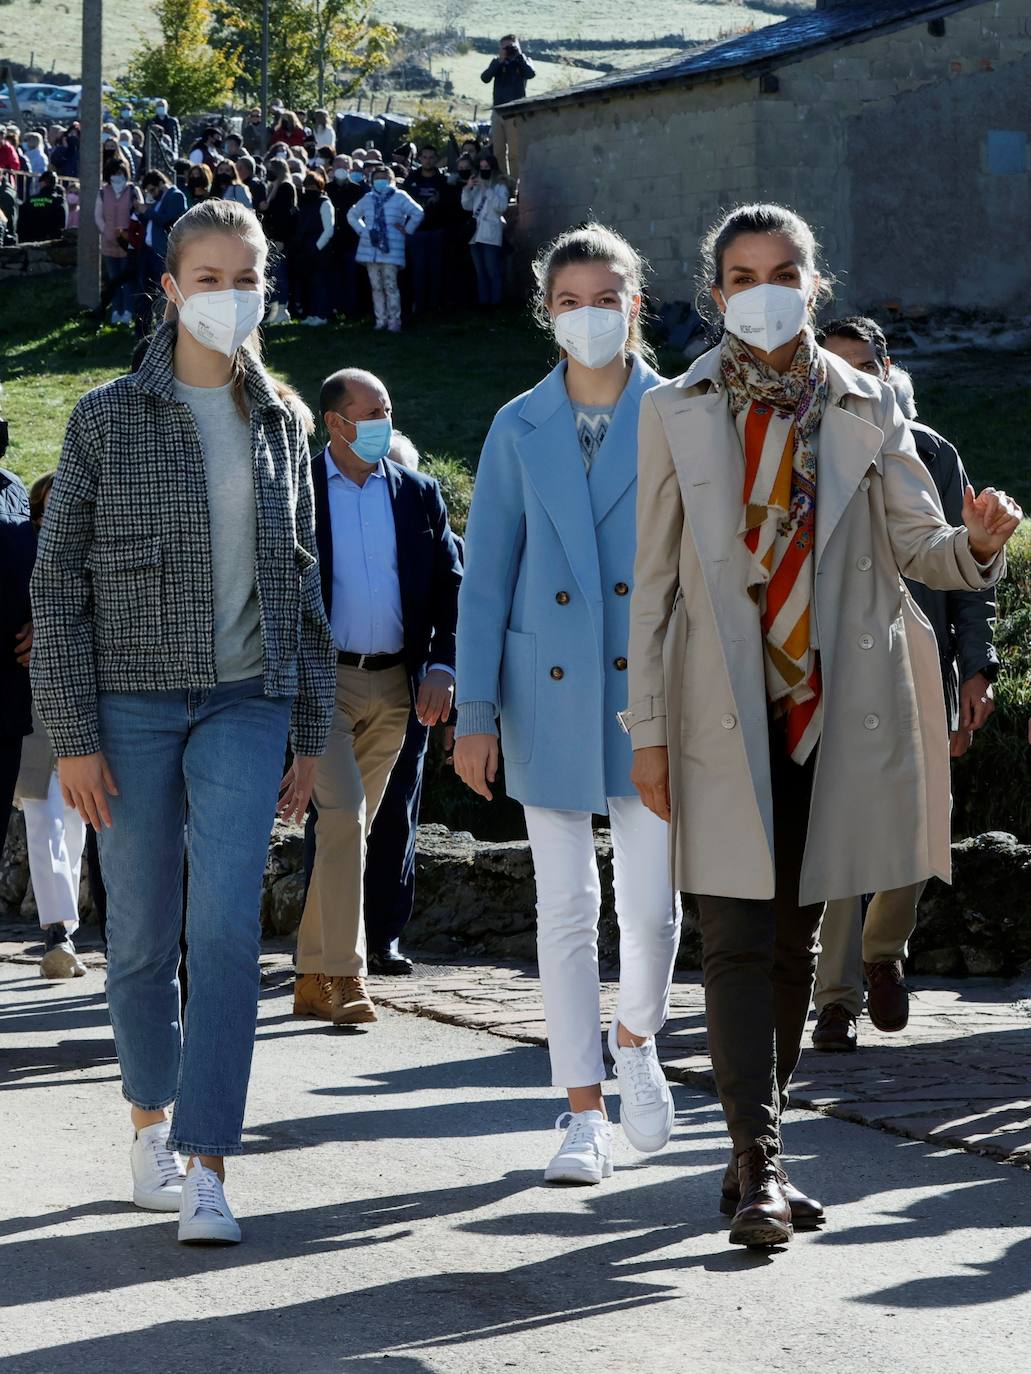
[98,678,292,1156]
[470,242,504,306]
[103,254,133,316]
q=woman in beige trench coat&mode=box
[625,203,1022,1250]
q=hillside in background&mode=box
[0,0,814,91]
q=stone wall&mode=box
[508,0,1031,316]
[0,233,77,279]
[6,812,1029,978]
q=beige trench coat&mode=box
[623,345,1003,905]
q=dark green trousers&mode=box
[694,738,825,1154]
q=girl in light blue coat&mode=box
[346,163,424,332]
[454,224,682,1185]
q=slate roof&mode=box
[507,0,975,112]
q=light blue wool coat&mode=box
[456,353,664,815]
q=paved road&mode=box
[2,959,1030,1374]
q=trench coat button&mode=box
[550,666,565,681]
[555,590,570,605]
[859,477,871,492]
[614,582,629,596]
[614,657,628,671]
[864,713,880,730]
[857,556,872,571]
[859,633,875,650]
[721,714,737,730]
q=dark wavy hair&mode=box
[696,202,836,325]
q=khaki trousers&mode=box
[295,663,411,978]
[490,110,517,179]
[814,883,926,1016]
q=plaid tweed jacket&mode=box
[29,321,336,757]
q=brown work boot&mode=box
[720,1149,824,1228]
[864,959,909,1032]
[812,1002,859,1052]
[727,1138,793,1248]
[293,973,339,1021]
[333,975,378,1027]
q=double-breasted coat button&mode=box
[614,582,629,596]
[614,657,628,671]
[859,477,871,492]
[721,714,737,730]
[550,666,565,681]
[864,713,880,730]
[555,590,570,605]
[859,633,875,650]
[857,556,872,571]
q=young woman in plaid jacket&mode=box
[30,199,337,1246]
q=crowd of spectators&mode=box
[0,87,523,332]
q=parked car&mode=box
[0,83,81,120]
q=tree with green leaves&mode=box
[210,0,396,110]
[122,0,241,115]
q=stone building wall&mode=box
[508,0,1031,315]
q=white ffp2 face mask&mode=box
[553,305,630,369]
[720,283,809,352]
[171,276,265,357]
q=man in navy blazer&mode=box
[294,368,462,1027]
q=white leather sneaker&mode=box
[131,1120,186,1211]
[543,1110,614,1185]
[178,1161,241,1245]
[608,1020,675,1154]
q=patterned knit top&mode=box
[572,402,613,473]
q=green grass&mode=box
[0,273,550,487]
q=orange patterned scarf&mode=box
[720,329,830,763]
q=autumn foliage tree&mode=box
[210,0,396,109]
[123,0,241,114]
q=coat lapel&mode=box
[587,354,661,527]
[814,402,885,569]
[382,458,416,632]
[517,364,603,608]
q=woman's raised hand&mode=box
[962,485,1023,563]
[631,745,672,822]
[453,733,499,801]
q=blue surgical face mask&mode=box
[373,178,390,192]
[349,170,365,184]
[340,416,392,466]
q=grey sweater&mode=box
[173,377,263,683]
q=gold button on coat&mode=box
[614,657,627,671]
[555,591,570,605]
[614,582,629,596]
[550,666,565,681]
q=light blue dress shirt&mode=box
[323,447,454,677]
[325,448,404,655]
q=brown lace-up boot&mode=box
[333,975,378,1026]
[293,973,340,1021]
[728,1137,794,1248]
[721,1148,824,1228]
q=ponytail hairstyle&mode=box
[696,202,836,328]
[531,221,657,367]
[162,199,314,433]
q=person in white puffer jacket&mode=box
[461,152,509,309]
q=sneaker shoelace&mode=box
[554,1112,608,1155]
[188,1166,228,1218]
[617,1041,666,1107]
[147,1132,184,1188]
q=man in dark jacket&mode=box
[293,368,462,1026]
[15,171,66,243]
[812,316,999,1050]
[480,34,535,178]
[402,145,453,315]
[147,99,181,158]
[0,425,35,841]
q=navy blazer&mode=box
[312,448,463,692]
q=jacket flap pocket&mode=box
[86,537,161,571]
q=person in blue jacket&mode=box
[454,223,682,1186]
